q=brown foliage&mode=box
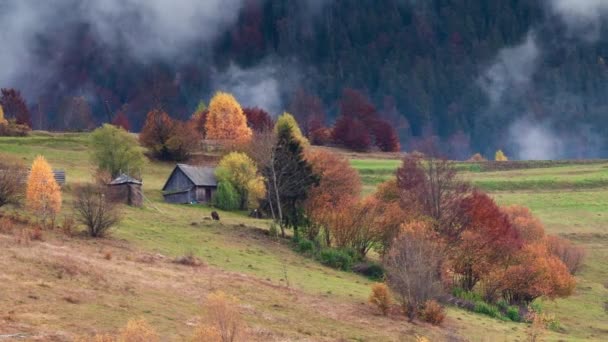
[243,107,273,132]
[369,283,392,316]
[396,155,470,241]
[372,119,400,152]
[502,205,546,243]
[305,149,362,241]
[119,318,159,342]
[332,116,372,151]
[0,154,25,208]
[546,235,586,275]
[140,109,200,161]
[191,325,222,342]
[111,111,131,131]
[0,88,31,127]
[384,229,444,322]
[419,300,446,325]
[453,191,522,291]
[73,184,121,237]
[497,243,576,304]
[173,251,205,267]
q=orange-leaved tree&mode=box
[26,156,61,227]
[0,104,6,125]
[304,149,361,242]
[205,92,252,143]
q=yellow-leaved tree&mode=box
[0,104,7,125]
[205,92,252,143]
[216,152,265,210]
[26,156,61,227]
[274,112,309,147]
[495,149,508,161]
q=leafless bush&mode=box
[119,318,159,342]
[546,235,586,275]
[74,184,121,237]
[0,154,25,208]
[383,230,444,321]
[0,217,14,234]
[201,291,243,342]
[173,251,205,267]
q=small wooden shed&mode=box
[162,164,217,204]
[107,174,143,207]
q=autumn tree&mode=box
[369,283,392,316]
[140,109,199,161]
[502,205,545,243]
[215,152,265,210]
[166,120,200,161]
[496,243,576,304]
[452,191,522,291]
[0,104,6,125]
[0,154,25,208]
[263,122,318,237]
[495,150,508,161]
[0,88,31,127]
[205,92,252,143]
[332,116,372,151]
[91,124,145,178]
[74,183,121,237]
[396,155,470,241]
[26,156,61,227]
[372,119,401,152]
[304,149,361,242]
[332,88,400,151]
[243,107,273,132]
[191,101,208,138]
[111,111,130,131]
[275,112,309,147]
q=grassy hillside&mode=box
[0,133,606,341]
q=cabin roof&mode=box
[109,173,142,185]
[162,164,217,191]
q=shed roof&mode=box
[162,164,217,191]
[109,173,143,185]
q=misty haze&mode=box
[0,1,606,341]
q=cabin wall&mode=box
[194,186,217,203]
[164,169,194,192]
[163,190,193,204]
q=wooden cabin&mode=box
[107,174,143,207]
[162,164,217,204]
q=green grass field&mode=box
[1,133,607,340]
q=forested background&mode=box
[2,0,608,159]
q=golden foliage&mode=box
[418,300,446,325]
[191,324,222,342]
[216,152,265,209]
[0,104,6,125]
[495,149,508,161]
[274,112,309,147]
[502,205,546,243]
[118,318,159,342]
[26,155,61,225]
[206,92,252,143]
[202,291,243,342]
[369,283,392,316]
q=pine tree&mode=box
[26,156,61,227]
[264,123,318,237]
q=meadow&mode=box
[0,132,606,341]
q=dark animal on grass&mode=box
[211,211,220,221]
